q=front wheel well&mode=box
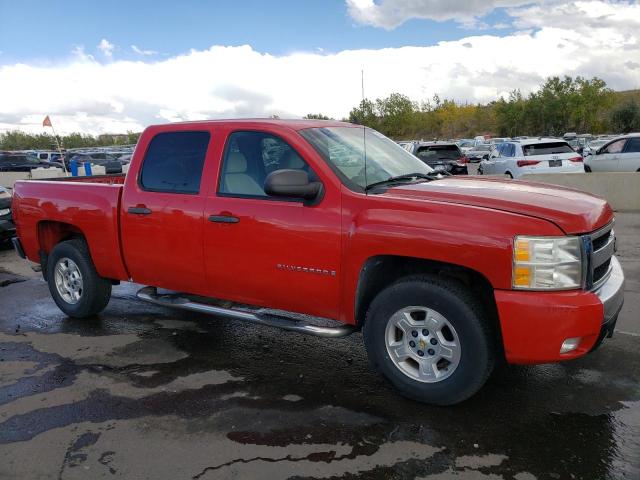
[354,256,501,349]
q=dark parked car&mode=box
[0,186,15,244]
[65,152,124,174]
[466,144,494,162]
[404,141,469,174]
[0,153,57,172]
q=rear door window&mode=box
[523,142,573,156]
[623,137,640,153]
[140,131,210,194]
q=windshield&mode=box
[474,145,492,151]
[299,126,433,190]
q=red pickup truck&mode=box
[11,119,624,405]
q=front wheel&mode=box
[363,276,495,405]
[46,239,112,318]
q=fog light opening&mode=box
[560,337,581,354]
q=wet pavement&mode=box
[0,214,639,480]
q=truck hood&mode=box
[383,176,613,234]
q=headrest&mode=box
[226,151,247,173]
[281,150,305,169]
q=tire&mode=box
[46,239,112,318]
[584,165,591,172]
[363,275,495,405]
[505,171,513,179]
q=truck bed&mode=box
[12,177,129,280]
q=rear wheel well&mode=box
[37,221,86,274]
[354,256,502,355]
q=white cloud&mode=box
[0,1,638,135]
[346,0,538,29]
[97,38,114,58]
[131,45,158,56]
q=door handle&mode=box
[128,207,152,215]
[208,215,239,224]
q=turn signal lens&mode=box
[513,266,531,286]
[514,239,530,262]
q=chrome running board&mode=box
[136,286,356,338]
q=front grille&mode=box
[587,222,615,289]
[593,258,611,283]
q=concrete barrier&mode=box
[0,164,110,189]
[30,167,65,180]
[0,172,29,189]
[521,172,640,211]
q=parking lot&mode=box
[0,212,638,479]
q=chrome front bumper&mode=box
[594,255,624,325]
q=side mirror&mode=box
[264,169,323,203]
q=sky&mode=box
[0,0,639,134]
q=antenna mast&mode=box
[361,69,368,193]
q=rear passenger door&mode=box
[121,130,212,295]
[620,137,640,172]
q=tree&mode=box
[374,93,417,138]
[303,113,331,120]
[609,99,640,133]
[348,99,378,128]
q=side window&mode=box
[39,153,48,160]
[603,139,626,154]
[507,144,515,157]
[140,131,210,194]
[623,137,640,153]
[219,131,313,197]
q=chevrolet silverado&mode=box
[11,119,625,405]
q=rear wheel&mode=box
[585,165,592,172]
[46,239,112,318]
[363,276,495,405]
[505,171,513,179]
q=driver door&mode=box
[203,129,342,320]
[594,139,626,171]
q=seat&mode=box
[223,151,264,195]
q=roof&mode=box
[148,118,354,131]
[416,141,458,147]
[516,137,571,145]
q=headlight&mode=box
[512,236,583,290]
[0,208,10,216]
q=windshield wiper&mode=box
[365,172,441,191]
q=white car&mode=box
[584,135,640,172]
[479,138,584,178]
